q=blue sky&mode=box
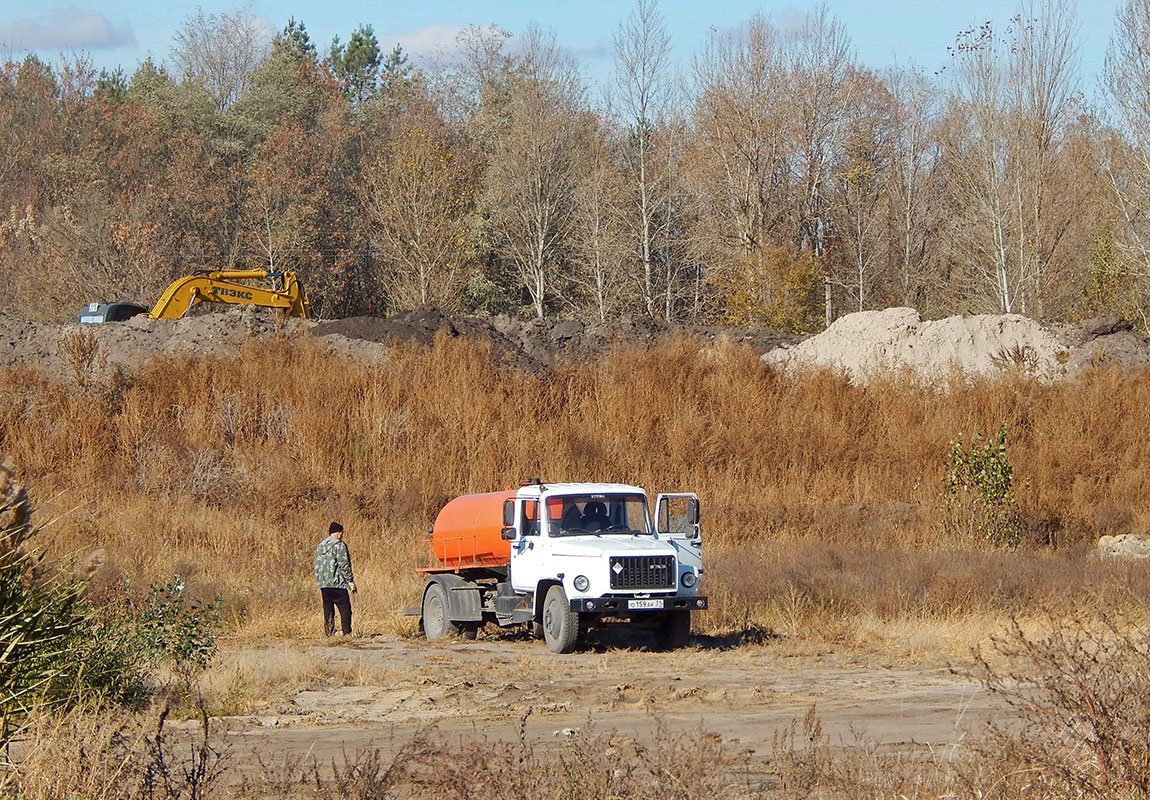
[0,1,1124,99]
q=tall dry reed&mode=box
[2,333,1149,636]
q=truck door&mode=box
[655,493,700,539]
[655,492,702,579]
[510,498,545,594]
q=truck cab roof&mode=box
[516,482,645,499]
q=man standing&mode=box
[314,521,356,636]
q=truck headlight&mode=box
[573,575,590,592]
[681,571,697,588]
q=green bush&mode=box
[1,465,220,747]
[130,577,222,681]
[0,470,89,743]
[944,423,1025,547]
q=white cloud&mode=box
[565,39,610,61]
[776,6,809,37]
[380,23,469,59]
[0,5,135,50]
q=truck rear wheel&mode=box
[654,611,691,651]
[422,582,458,641]
[542,584,579,654]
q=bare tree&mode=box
[613,0,672,317]
[835,69,894,312]
[659,114,691,321]
[1104,0,1150,316]
[361,101,475,310]
[171,5,270,109]
[690,15,789,260]
[944,0,1080,314]
[485,28,583,318]
[943,20,1017,312]
[886,65,941,307]
[1010,0,1080,316]
[789,5,855,260]
[687,15,801,324]
[569,118,630,321]
[428,24,513,133]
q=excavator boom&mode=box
[148,269,310,320]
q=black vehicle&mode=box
[77,302,148,324]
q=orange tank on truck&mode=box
[432,490,516,568]
[410,481,707,654]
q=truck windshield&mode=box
[545,494,650,536]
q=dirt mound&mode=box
[1065,330,1150,374]
[313,307,541,370]
[313,308,799,370]
[0,305,797,379]
[0,307,311,377]
[764,308,1082,382]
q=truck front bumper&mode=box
[570,596,708,613]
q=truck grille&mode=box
[609,555,675,590]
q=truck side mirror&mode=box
[500,526,516,540]
[503,499,514,526]
[687,497,700,525]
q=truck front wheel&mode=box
[654,610,691,651]
[541,584,579,654]
[422,582,458,641]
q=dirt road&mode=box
[223,634,1001,764]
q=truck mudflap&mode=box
[570,596,708,613]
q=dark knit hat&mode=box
[329,521,344,535]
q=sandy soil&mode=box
[220,634,1001,766]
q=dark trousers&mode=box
[321,587,352,635]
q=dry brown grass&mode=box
[2,333,1149,646]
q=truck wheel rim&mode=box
[427,595,444,633]
[544,602,558,638]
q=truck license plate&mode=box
[628,599,664,610]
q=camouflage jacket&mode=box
[314,536,354,589]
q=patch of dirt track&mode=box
[223,636,1002,764]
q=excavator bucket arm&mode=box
[149,269,311,320]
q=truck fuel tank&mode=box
[432,490,517,568]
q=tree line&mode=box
[2,0,1150,329]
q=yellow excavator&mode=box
[78,268,310,323]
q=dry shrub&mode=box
[397,717,750,800]
[966,611,1150,799]
[58,325,107,387]
[2,704,226,800]
[769,707,961,798]
[764,614,1150,799]
[709,540,1150,637]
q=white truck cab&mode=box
[417,481,707,653]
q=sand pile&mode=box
[763,307,1071,382]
